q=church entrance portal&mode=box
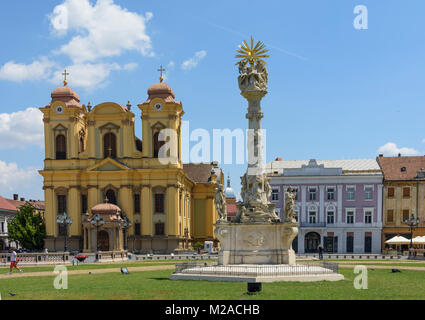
[98,231,109,251]
[305,232,321,253]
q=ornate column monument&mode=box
[214,37,298,265]
[171,38,343,282]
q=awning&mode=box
[385,235,410,244]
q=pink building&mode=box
[267,159,383,254]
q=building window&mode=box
[365,187,373,200]
[272,189,279,201]
[388,187,395,198]
[346,210,354,224]
[309,188,316,201]
[294,209,299,222]
[135,223,141,235]
[327,211,334,224]
[346,234,354,253]
[365,210,372,224]
[106,189,117,205]
[293,188,298,200]
[103,132,117,158]
[153,131,165,158]
[79,136,84,153]
[308,210,316,224]
[55,134,67,160]
[134,194,140,214]
[347,187,355,201]
[81,194,88,214]
[327,188,335,200]
[402,209,409,222]
[155,194,164,213]
[403,187,410,198]
[0,222,4,233]
[155,222,165,235]
[387,209,394,223]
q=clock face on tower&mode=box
[55,105,64,114]
[153,103,163,111]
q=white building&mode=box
[267,159,383,254]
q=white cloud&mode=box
[422,138,425,143]
[0,57,56,82]
[49,0,154,63]
[181,50,207,70]
[123,62,138,71]
[167,61,175,69]
[0,161,41,198]
[377,142,420,156]
[50,62,138,89]
[0,108,44,149]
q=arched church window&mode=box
[79,136,84,153]
[153,131,165,158]
[106,189,117,205]
[56,134,67,160]
[104,132,117,158]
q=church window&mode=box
[153,131,165,158]
[79,136,84,153]
[81,194,88,214]
[57,195,67,236]
[134,194,140,213]
[135,223,141,236]
[55,134,67,160]
[155,222,165,235]
[155,193,164,213]
[106,189,117,205]
[104,132,117,158]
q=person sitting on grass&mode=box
[8,248,23,275]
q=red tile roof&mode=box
[0,196,18,212]
[377,155,425,181]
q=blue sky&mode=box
[0,0,424,201]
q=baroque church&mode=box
[39,74,223,253]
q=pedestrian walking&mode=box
[8,248,23,274]
[317,244,324,260]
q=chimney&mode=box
[398,153,401,157]
[13,194,18,201]
[20,197,25,202]
[275,157,282,161]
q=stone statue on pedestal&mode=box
[215,183,227,223]
[284,188,298,223]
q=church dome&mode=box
[51,85,81,103]
[224,176,236,199]
[91,199,121,216]
[146,82,175,103]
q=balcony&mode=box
[299,222,326,228]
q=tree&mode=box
[8,203,46,250]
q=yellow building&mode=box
[39,78,222,253]
[377,155,425,250]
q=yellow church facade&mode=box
[39,78,222,253]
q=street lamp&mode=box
[119,214,132,251]
[91,214,105,252]
[404,213,420,251]
[56,212,73,252]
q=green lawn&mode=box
[1,267,425,300]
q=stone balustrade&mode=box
[0,252,70,266]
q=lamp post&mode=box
[91,214,105,252]
[404,213,420,255]
[56,212,73,252]
[119,215,131,251]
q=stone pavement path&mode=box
[0,264,175,279]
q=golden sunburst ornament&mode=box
[235,36,269,66]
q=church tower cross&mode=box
[157,65,165,83]
[62,69,70,86]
